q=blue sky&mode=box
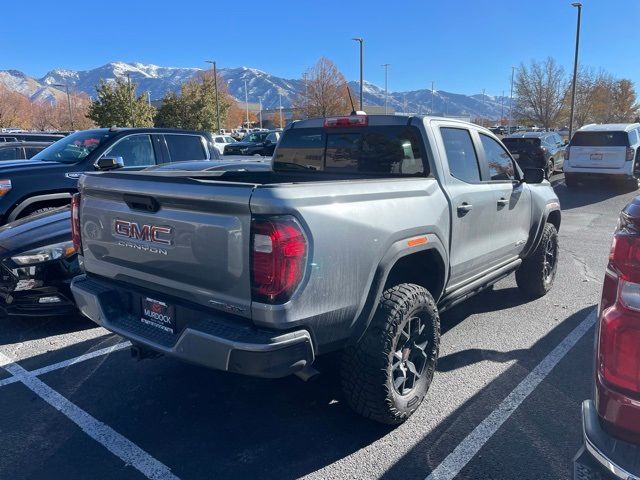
[1,0,636,96]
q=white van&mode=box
[564,123,640,188]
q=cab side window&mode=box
[480,134,516,181]
[441,127,481,183]
[105,134,157,167]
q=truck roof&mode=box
[287,114,490,132]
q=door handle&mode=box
[497,197,508,207]
[457,203,473,214]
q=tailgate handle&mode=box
[123,194,160,213]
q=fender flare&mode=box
[8,192,73,222]
[348,233,448,345]
[522,205,561,259]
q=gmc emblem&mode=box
[114,219,172,246]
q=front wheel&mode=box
[341,284,440,425]
[516,223,559,298]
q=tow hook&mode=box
[130,343,163,361]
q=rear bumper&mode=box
[70,274,315,378]
[574,400,640,479]
[564,163,634,177]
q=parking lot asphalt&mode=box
[0,174,633,480]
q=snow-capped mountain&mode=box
[0,62,509,119]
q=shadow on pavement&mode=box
[554,179,631,211]
[0,312,96,347]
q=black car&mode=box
[0,127,220,225]
[502,131,567,179]
[0,207,79,316]
[223,130,281,156]
[0,141,52,161]
[0,160,270,317]
[0,132,65,143]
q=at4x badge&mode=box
[65,172,83,179]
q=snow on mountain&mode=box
[0,61,508,119]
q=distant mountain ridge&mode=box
[0,61,510,119]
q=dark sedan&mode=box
[0,160,271,317]
[223,130,281,156]
[502,131,567,179]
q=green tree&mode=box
[88,78,155,127]
[155,71,232,130]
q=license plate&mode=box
[141,297,176,334]
[590,153,603,161]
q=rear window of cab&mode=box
[571,131,631,147]
[273,126,427,176]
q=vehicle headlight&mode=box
[11,241,76,265]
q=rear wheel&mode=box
[516,223,559,298]
[341,284,440,425]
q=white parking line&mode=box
[0,351,179,480]
[0,341,131,388]
[425,309,597,480]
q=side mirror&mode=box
[94,156,124,171]
[264,139,272,145]
[523,167,545,184]
[563,139,569,146]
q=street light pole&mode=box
[259,97,263,129]
[279,93,284,128]
[508,66,515,133]
[431,81,435,115]
[126,73,135,127]
[352,37,364,111]
[205,60,221,133]
[52,82,74,130]
[569,2,583,140]
[482,88,486,127]
[244,80,249,128]
[382,64,390,114]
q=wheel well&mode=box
[18,198,71,219]
[383,249,446,301]
[547,210,561,231]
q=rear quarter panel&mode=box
[250,177,449,350]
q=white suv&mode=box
[564,123,640,189]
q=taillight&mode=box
[324,115,368,128]
[609,230,640,283]
[251,216,307,303]
[71,193,82,253]
[627,147,635,161]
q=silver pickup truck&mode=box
[71,114,561,424]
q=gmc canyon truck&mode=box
[71,114,561,424]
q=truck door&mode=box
[439,126,504,287]
[477,133,531,264]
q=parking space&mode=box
[0,175,634,479]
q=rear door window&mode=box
[571,131,630,147]
[165,134,207,161]
[440,127,481,183]
[25,147,45,158]
[275,126,426,175]
[0,147,19,160]
[105,134,157,167]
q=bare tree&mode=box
[295,57,352,117]
[515,57,567,129]
[0,85,31,128]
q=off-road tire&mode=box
[516,223,559,298]
[341,284,440,425]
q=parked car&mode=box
[0,159,270,318]
[0,206,80,317]
[502,131,567,179]
[565,123,640,189]
[490,126,507,136]
[212,134,237,155]
[573,196,640,479]
[0,133,64,143]
[0,127,220,225]
[0,141,52,161]
[223,130,280,156]
[71,114,560,424]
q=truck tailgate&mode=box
[79,172,256,318]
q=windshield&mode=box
[244,133,268,143]
[31,130,111,163]
[502,138,541,149]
